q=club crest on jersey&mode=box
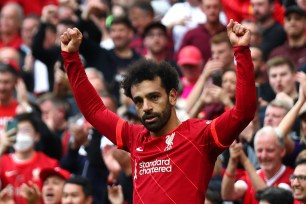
[164,132,175,151]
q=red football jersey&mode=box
[63,46,256,204]
[240,166,293,204]
[0,152,58,204]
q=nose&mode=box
[142,99,152,112]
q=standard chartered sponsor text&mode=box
[139,158,172,175]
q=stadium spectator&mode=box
[269,5,306,69]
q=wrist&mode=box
[224,170,235,179]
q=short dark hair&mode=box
[15,113,40,132]
[64,175,92,197]
[0,62,19,76]
[142,21,167,38]
[295,158,306,168]
[129,0,154,16]
[110,16,133,29]
[256,187,293,204]
[121,59,179,99]
[267,56,295,73]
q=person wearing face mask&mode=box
[0,113,58,204]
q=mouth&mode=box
[44,192,55,200]
[143,114,158,123]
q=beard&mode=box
[141,101,172,133]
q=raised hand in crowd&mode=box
[108,184,124,204]
[0,185,14,204]
[0,128,16,155]
[20,181,41,204]
[41,4,59,24]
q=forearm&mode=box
[242,157,266,192]
[185,74,207,112]
[277,99,303,155]
[221,159,238,200]
[188,100,205,118]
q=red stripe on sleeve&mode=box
[210,119,228,148]
[116,119,125,149]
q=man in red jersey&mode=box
[0,61,19,134]
[222,126,293,204]
[60,19,256,204]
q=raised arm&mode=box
[60,28,124,145]
[277,72,306,155]
[213,20,256,147]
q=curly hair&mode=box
[121,59,179,99]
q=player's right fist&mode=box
[60,28,83,53]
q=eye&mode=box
[133,98,143,106]
[150,94,159,101]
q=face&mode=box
[128,7,153,35]
[202,0,221,24]
[21,17,39,47]
[0,71,16,103]
[291,164,306,203]
[39,100,64,131]
[211,42,233,68]
[62,183,91,204]
[17,121,37,139]
[264,105,287,126]
[131,77,174,133]
[284,13,306,38]
[250,47,264,77]
[86,70,107,94]
[251,0,273,23]
[110,24,133,49]
[222,70,236,99]
[179,64,202,83]
[242,21,262,46]
[296,0,306,11]
[144,28,167,54]
[0,4,21,34]
[43,175,65,204]
[268,64,295,95]
[255,133,285,175]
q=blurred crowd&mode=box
[0,0,306,203]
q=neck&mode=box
[204,22,222,35]
[289,88,298,100]
[264,164,283,180]
[145,51,166,62]
[1,32,17,43]
[115,47,133,58]
[288,35,306,48]
[151,109,181,138]
[14,149,35,161]
[0,97,14,106]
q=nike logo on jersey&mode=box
[136,147,144,152]
[5,170,17,177]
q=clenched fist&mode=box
[60,28,83,53]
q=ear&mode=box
[280,147,286,158]
[169,89,177,105]
[34,132,41,143]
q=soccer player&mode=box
[60,19,256,203]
